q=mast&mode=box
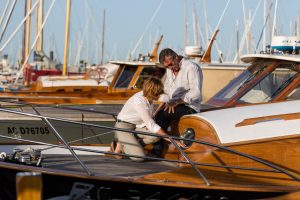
[184,0,189,47]
[21,0,27,64]
[263,0,266,51]
[192,0,200,46]
[247,10,252,54]
[203,0,209,46]
[268,0,272,45]
[36,0,44,53]
[25,0,32,64]
[236,20,240,63]
[272,0,278,39]
[62,0,71,76]
[100,9,105,65]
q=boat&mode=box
[204,52,300,109]
[271,35,300,54]
[0,35,166,105]
[1,100,300,199]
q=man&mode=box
[152,48,202,155]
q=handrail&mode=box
[0,98,118,118]
[0,106,212,183]
[0,106,299,183]
[0,105,94,175]
[0,134,280,174]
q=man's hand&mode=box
[164,99,183,113]
[164,102,175,113]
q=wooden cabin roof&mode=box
[190,100,300,144]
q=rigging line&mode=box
[0,0,11,30]
[215,0,231,30]
[255,2,274,52]
[14,0,56,84]
[272,0,278,37]
[241,0,249,52]
[0,0,17,43]
[201,0,231,61]
[130,0,165,59]
[233,0,263,62]
[0,0,39,52]
[241,0,247,26]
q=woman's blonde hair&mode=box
[143,77,164,101]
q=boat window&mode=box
[114,66,137,88]
[287,85,300,100]
[239,63,298,103]
[134,66,166,89]
[211,62,270,100]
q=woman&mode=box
[113,77,185,161]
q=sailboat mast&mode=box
[36,0,44,53]
[203,0,209,46]
[268,0,272,44]
[193,0,200,46]
[25,0,32,64]
[184,0,188,47]
[21,0,27,64]
[100,9,105,65]
[263,0,266,51]
[63,0,71,76]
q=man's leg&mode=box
[155,104,197,132]
[153,104,196,157]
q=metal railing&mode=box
[0,101,299,186]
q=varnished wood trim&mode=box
[180,115,221,144]
[235,112,300,127]
[272,75,300,101]
[129,66,144,88]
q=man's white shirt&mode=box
[160,58,202,112]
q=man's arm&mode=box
[182,64,202,104]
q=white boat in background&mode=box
[271,35,300,53]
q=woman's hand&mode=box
[173,139,187,149]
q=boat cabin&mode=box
[205,54,300,108]
[107,60,165,93]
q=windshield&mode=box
[134,66,165,89]
[239,64,298,103]
[212,61,270,100]
[114,65,137,88]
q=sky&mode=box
[0,0,300,65]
